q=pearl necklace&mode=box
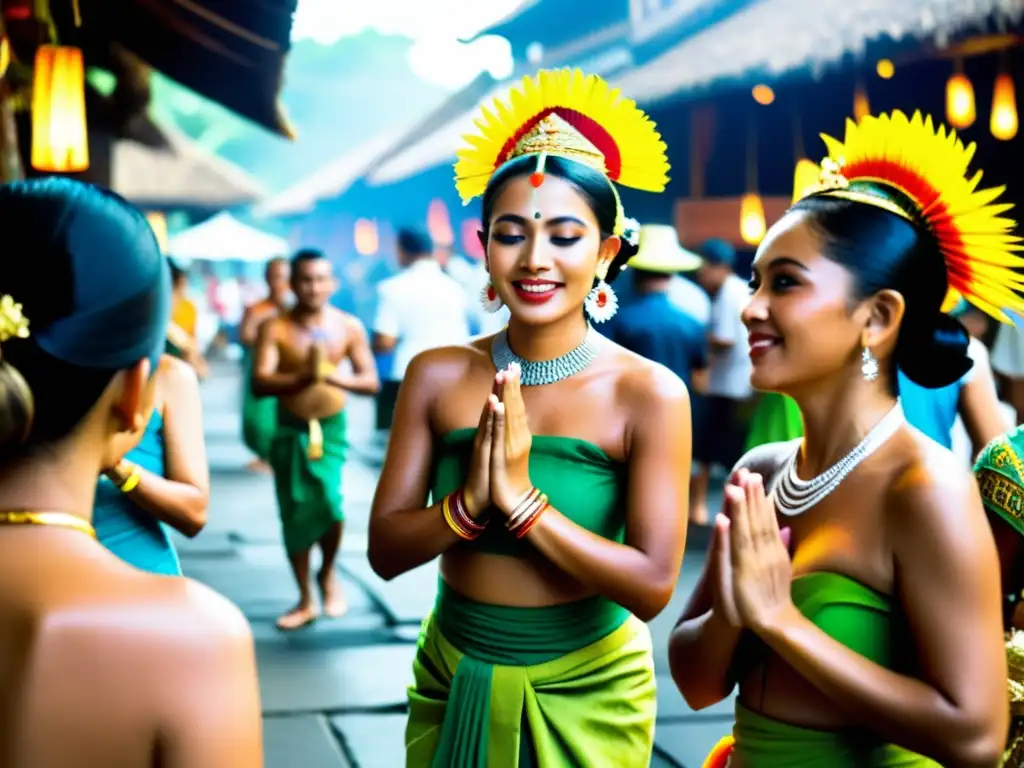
[490,326,604,386]
[771,400,905,517]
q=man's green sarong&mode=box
[406,580,656,768]
[269,407,346,555]
[241,348,278,460]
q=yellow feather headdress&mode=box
[798,110,1024,323]
[454,68,670,235]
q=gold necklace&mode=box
[0,511,96,538]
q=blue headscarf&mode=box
[0,177,170,371]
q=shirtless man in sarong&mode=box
[253,249,379,630]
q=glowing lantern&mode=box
[354,218,379,255]
[427,198,454,245]
[792,158,820,203]
[461,218,485,260]
[739,193,766,246]
[875,59,895,80]
[751,84,774,106]
[853,85,870,121]
[990,72,1018,142]
[145,212,168,253]
[0,37,9,80]
[31,45,89,173]
[945,67,975,129]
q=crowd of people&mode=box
[2,65,1024,768]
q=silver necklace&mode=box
[771,400,905,516]
[490,326,604,386]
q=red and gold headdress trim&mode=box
[800,111,1024,323]
[454,68,670,235]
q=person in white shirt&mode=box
[691,239,753,523]
[372,228,472,433]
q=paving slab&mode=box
[329,713,408,768]
[341,555,437,625]
[258,642,416,715]
[263,714,351,768]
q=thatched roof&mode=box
[112,124,266,210]
[355,0,1022,187]
[615,0,1024,103]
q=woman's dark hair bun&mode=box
[0,359,34,456]
[896,310,972,389]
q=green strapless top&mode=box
[733,572,938,766]
[431,427,627,557]
[793,571,893,666]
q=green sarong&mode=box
[731,702,940,766]
[269,407,346,555]
[406,579,655,768]
[241,348,278,460]
[746,392,804,452]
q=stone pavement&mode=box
[182,361,733,768]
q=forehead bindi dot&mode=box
[534,212,541,219]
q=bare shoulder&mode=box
[404,341,492,397]
[886,431,982,540]
[734,438,801,486]
[609,346,691,411]
[602,346,691,443]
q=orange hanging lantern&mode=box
[740,193,766,246]
[853,84,870,121]
[791,158,820,204]
[354,218,379,255]
[990,72,1018,142]
[31,45,89,173]
[427,198,454,245]
[945,64,976,130]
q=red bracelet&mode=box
[515,501,548,538]
[452,488,486,534]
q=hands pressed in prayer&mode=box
[490,363,535,516]
[722,470,795,635]
[463,389,496,517]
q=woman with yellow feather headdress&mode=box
[368,69,690,766]
[672,111,1017,767]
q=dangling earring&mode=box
[480,282,504,314]
[861,346,879,381]
[585,263,618,324]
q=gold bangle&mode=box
[442,494,474,540]
[116,462,141,493]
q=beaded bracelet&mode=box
[442,488,485,540]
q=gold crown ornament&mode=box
[454,68,671,236]
[796,111,1024,323]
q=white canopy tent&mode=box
[168,212,289,263]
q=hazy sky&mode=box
[291,0,521,88]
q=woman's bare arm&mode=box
[521,366,690,621]
[668,442,791,709]
[756,456,1007,766]
[122,356,210,537]
[368,348,481,580]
